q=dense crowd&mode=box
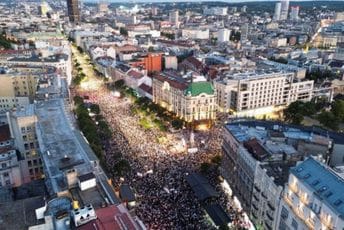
[75,86,251,229]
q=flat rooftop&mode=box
[35,99,94,195]
[0,196,45,230]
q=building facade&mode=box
[153,72,217,123]
[67,0,80,23]
[277,157,344,230]
[214,70,314,117]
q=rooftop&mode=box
[291,157,344,217]
[185,82,215,96]
[35,99,95,195]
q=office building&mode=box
[169,10,179,28]
[67,0,80,23]
[280,0,290,20]
[240,23,249,41]
[153,71,217,124]
[214,69,313,117]
[290,6,300,21]
[277,157,344,229]
[274,2,282,21]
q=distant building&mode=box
[182,28,209,40]
[153,71,217,124]
[280,0,290,20]
[290,6,299,21]
[274,2,282,21]
[66,0,80,23]
[203,7,228,16]
[164,55,178,70]
[98,2,108,13]
[240,23,249,42]
[144,53,162,74]
[277,157,344,229]
[241,5,247,13]
[169,10,179,28]
[218,28,231,43]
[334,12,344,22]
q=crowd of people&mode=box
[75,85,252,229]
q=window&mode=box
[1,163,6,169]
[3,172,9,177]
[281,206,288,220]
[291,219,298,230]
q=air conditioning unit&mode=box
[72,204,97,227]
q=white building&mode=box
[218,29,231,43]
[290,6,299,21]
[277,157,344,230]
[214,70,314,117]
[182,28,209,40]
[280,0,290,21]
[164,55,178,70]
[274,2,282,21]
[203,7,228,16]
[169,10,179,28]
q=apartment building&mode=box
[0,71,38,112]
[277,157,344,230]
[7,105,43,183]
[153,71,217,124]
[214,70,313,117]
[221,120,333,229]
[0,124,22,187]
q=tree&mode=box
[114,79,125,89]
[332,100,344,122]
[120,27,128,36]
[318,111,340,130]
[284,101,305,124]
[90,104,100,114]
[171,119,184,129]
[200,162,211,174]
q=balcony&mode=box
[261,192,268,199]
[254,185,261,192]
[267,202,276,211]
[266,211,274,221]
[253,194,260,201]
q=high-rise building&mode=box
[273,2,282,21]
[290,6,299,21]
[169,10,179,28]
[66,0,80,23]
[241,5,247,13]
[280,0,289,20]
[98,1,108,13]
[240,23,249,41]
[218,28,231,43]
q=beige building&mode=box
[7,104,43,183]
[153,72,217,124]
[0,72,38,111]
[214,70,314,117]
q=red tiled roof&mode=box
[0,124,11,142]
[138,83,152,95]
[153,74,188,90]
[127,70,144,79]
